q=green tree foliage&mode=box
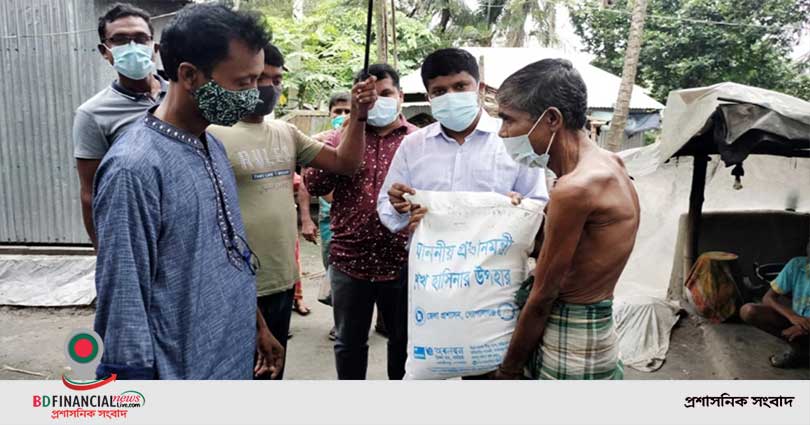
[493,0,563,47]
[259,0,442,110]
[399,0,564,48]
[396,0,494,45]
[570,0,810,101]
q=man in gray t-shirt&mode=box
[73,3,166,247]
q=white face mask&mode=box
[109,41,155,80]
[367,96,400,127]
[501,109,556,168]
[430,91,479,132]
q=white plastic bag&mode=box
[404,191,546,379]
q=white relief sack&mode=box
[403,191,546,379]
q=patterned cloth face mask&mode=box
[193,79,260,126]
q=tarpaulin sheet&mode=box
[617,144,810,300]
[612,143,810,371]
[659,82,810,165]
[0,255,96,306]
[614,296,682,372]
[624,112,661,137]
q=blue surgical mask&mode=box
[430,91,479,132]
[367,96,400,127]
[502,109,556,169]
[331,115,346,129]
[110,41,155,80]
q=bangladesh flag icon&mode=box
[63,329,105,383]
[67,332,99,364]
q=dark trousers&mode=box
[256,288,295,380]
[331,267,407,380]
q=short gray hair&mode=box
[497,58,588,130]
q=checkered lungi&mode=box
[529,300,623,380]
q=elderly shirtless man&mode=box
[491,59,640,380]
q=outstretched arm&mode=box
[304,132,341,197]
[377,142,414,233]
[306,77,377,175]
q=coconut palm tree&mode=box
[605,0,648,152]
[483,0,562,48]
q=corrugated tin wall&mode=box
[0,0,184,245]
[0,0,107,244]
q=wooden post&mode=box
[376,0,388,63]
[478,55,487,110]
[684,154,708,281]
[390,0,398,69]
[293,0,304,21]
[478,55,485,82]
[605,0,648,152]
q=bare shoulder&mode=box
[602,149,625,165]
[553,150,630,204]
[549,177,591,209]
[562,155,615,189]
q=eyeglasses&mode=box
[228,234,261,276]
[104,34,153,46]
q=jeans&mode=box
[256,288,294,380]
[331,267,407,380]
[321,239,331,270]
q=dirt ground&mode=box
[0,240,388,380]
[1,239,807,380]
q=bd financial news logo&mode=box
[31,329,146,420]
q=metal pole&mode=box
[355,0,375,121]
[363,0,374,75]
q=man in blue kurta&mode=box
[92,4,282,379]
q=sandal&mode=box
[293,300,311,316]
